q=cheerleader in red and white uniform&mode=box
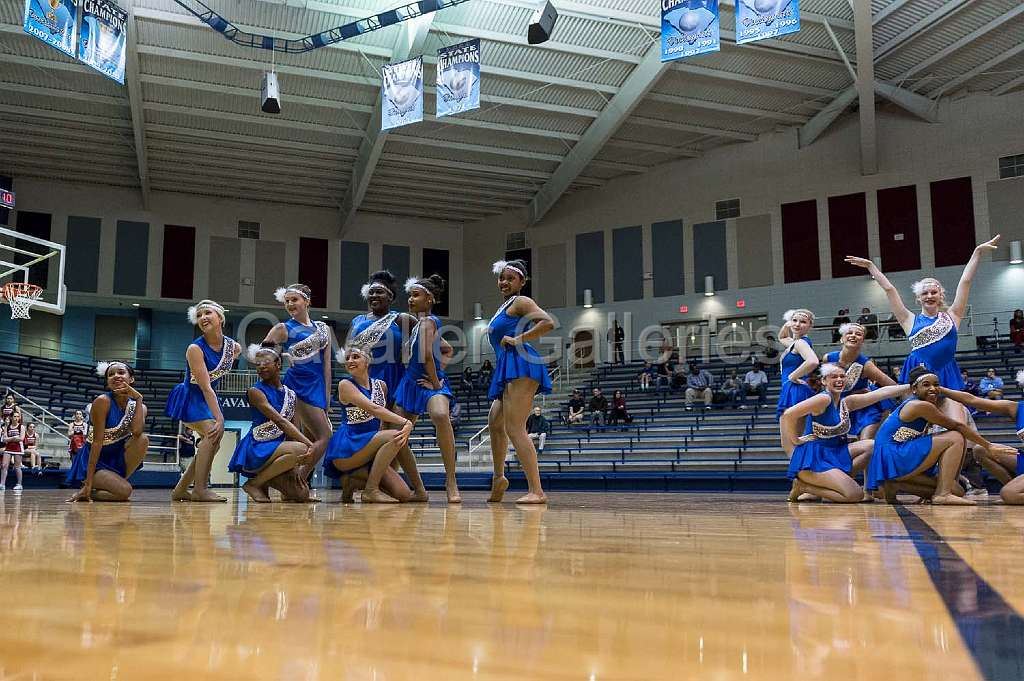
[24,423,40,472]
[67,410,87,462]
[1,394,20,429]
[0,411,25,491]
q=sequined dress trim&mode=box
[892,425,926,443]
[87,399,137,445]
[842,362,864,392]
[345,379,385,425]
[251,386,296,442]
[909,312,954,351]
[351,313,399,350]
[288,321,330,362]
[797,401,850,443]
[190,338,237,384]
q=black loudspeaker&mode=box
[528,1,557,45]
[261,72,281,114]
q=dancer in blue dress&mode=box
[782,364,908,503]
[167,299,240,503]
[485,259,554,505]
[67,361,149,502]
[324,345,414,503]
[228,344,313,503]
[392,274,461,503]
[263,284,334,482]
[775,309,819,422]
[845,235,999,395]
[865,367,1012,505]
[349,271,406,398]
[822,322,896,440]
[937,372,1024,505]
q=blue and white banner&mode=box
[78,0,127,83]
[735,0,800,44]
[23,0,78,58]
[661,0,719,62]
[436,38,480,118]
[382,56,424,131]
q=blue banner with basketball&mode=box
[382,56,424,131]
[436,38,480,119]
[735,0,800,44]
[661,0,719,62]
[23,0,78,58]
[78,0,127,84]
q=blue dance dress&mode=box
[228,382,297,478]
[323,378,387,479]
[394,315,452,415]
[865,399,933,490]
[823,351,887,436]
[67,394,142,485]
[900,312,963,390]
[787,398,852,479]
[283,319,331,409]
[776,337,816,421]
[1015,401,1024,477]
[165,336,238,423]
[349,311,405,397]
[486,296,552,401]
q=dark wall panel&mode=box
[827,193,869,278]
[422,247,450,317]
[381,244,410,285]
[65,216,101,293]
[299,237,329,309]
[735,214,773,288]
[14,211,51,288]
[612,226,643,302]
[340,240,369,311]
[0,175,11,226]
[114,220,149,296]
[255,240,285,306]
[207,236,240,303]
[877,185,921,272]
[781,200,820,283]
[987,177,1024,262]
[575,231,605,305]
[930,176,975,267]
[161,224,195,299]
[536,243,566,309]
[693,220,727,294]
[651,220,684,297]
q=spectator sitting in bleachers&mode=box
[609,390,632,429]
[655,361,671,390]
[449,399,462,435]
[526,406,551,453]
[761,335,779,360]
[684,364,714,411]
[638,362,656,391]
[885,313,905,340]
[961,369,979,396]
[567,389,585,425]
[461,366,477,394]
[741,363,769,409]
[979,368,1005,400]
[857,307,878,341]
[1011,309,1024,353]
[588,387,609,426]
[719,371,743,409]
[24,422,41,473]
[476,360,494,391]
[671,363,690,391]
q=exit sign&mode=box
[0,190,13,210]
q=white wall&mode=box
[462,91,1024,356]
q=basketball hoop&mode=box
[2,282,44,319]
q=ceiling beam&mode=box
[993,73,1024,97]
[670,62,837,98]
[528,42,669,225]
[874,0,976,62]
[873,80,938,122]
[630,116,757,142]
[142,101,366,139]
[798,86,856,147]
[853,0,876,175]
[604,138,701,158]
[339,13,436,231]
[872,0,911,26]
[146,124,357,160]
[0,103,131,129]
[645,92,808,124]
[930,41,1024,100]
[126,3,151,208]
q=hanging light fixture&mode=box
[1010,240,1022,265]
[704,275,714,297]
[583,289,593,308]
[473,302,483,320]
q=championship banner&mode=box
[661,0,719,62]
[78,0,127,84]
[23,0,78,58]
[735,0,800,44]
[382,56,424,131]
[436,38,480,118]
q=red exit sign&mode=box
[0,190,13,210]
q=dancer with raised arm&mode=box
[66,362,149,502]
[822,322,896,440]
[937,373,1024,504]
[782,364,909,503]
[865,367,1017,505]
[167,300,239,502]
[229,344,314,503]
[263,284,334,482]
[776,309,819,422]
[485,259,553,505]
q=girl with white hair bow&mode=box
[166,299,239,503]
[775,308,819,422]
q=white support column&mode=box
[853,0,877,175]
[125,3,150,209]
[641,223,653,300]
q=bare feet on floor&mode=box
[242,481,271,503]
[515,492,547,504]
[171,489,192,502]
[190,490,228,503]
[932,493,976,506]
[446,482,462,504]
[407,487,429,503]
[362,488,399,504]
[488,476,509,503]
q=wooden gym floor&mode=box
[1,490,1022,681]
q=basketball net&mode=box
[2,283,44,319]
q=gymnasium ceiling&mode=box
[1,0,1023,226]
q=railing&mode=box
[219,370,259,394]
[7,387,71,463]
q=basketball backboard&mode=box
[0,225,66,315]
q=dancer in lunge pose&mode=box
[66,362,149,502]
[167,300,239,502]
[822,322,897,440]
[485,259,552,504]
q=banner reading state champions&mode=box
[381,56,424,131]
[735,0,800,44]
[661,0,719,62]
[436,39,480,118]
[79,0,127,84]
[23,0,78,58]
